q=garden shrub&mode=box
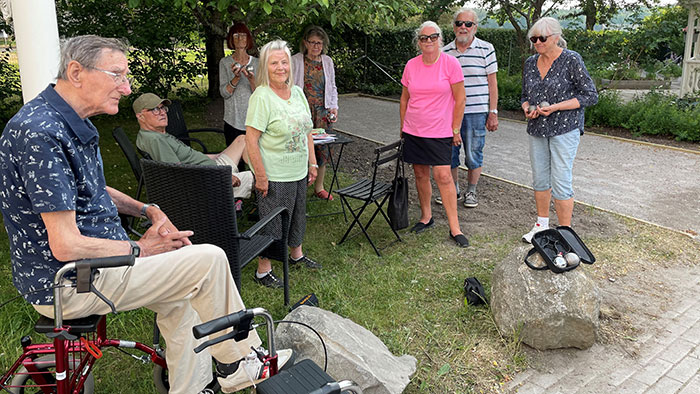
[497,71,523,110]
[0,48,22,126]
[587,91,700,142]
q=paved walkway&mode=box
[335,95,700,237]
[334,94,700,393]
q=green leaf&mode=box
[317,0,329,7]
[330,12,336,26]
[127,0,139,7]
[217,0,228,12]
[437,363,450,376]
[262,2,272,14]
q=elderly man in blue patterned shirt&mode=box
[441,8,499,209]
[0,35,290,394]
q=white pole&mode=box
[10,0,60,103]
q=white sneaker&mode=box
[218,348,293,393]
[522,223,548,244]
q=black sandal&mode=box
[410,218,434,234]
[450,232,470,248]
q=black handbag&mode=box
[387,153,409,230]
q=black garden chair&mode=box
[165,100,226,154]
[140,159,291,306]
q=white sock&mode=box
[536,217,549,228]
[255,269,271,278]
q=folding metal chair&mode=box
[336,140,403,256]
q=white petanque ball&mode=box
[553,255,568,269]
[528,104,536,113]
[565,252,580,266]
[540,101,550,108]
[246,65,254,74]
[233,62,242,72]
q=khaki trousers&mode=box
[34,244,261,394]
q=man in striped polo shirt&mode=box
[440,8,498,208]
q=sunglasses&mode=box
[418,33,440,43]
[529,35,553,43]
[454,20,475,28]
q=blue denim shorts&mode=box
[528,129,580,200]
[451,113,487,170]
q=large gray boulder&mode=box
[491,246,601,350]
[275,306,416,394]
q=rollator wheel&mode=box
[8,354,95,394]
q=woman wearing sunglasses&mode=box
[520,17,598,243]
[400,21,469,248]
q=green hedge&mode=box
[586,91,700,142]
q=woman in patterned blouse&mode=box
[520,17,598,243]
[291,25,339,201]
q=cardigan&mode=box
[291,52,338,110]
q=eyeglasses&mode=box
[147,106,169,115]
[418,33,440,43]
[90,67,133,86]
[454,20,475,28]
[529,35,553,43]
[233,33,247,39]
[306,40,323,47]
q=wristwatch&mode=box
[452,129,460,135]
[489,109,498,114]
[141,203,160,218]
[128,239,141,257]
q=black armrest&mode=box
[240,207,289,241]
[178,137,209,153]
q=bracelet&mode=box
[310,164,319,168]
[229,80,237,88]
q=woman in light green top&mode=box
[245,40,321,288]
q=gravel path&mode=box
[334,94,700,238]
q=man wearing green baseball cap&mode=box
[133,93,287,288]
[133,93,254,200]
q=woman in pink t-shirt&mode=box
[400,21,469,247]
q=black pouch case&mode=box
[524,226,595,273]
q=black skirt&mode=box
[402,133,452,166]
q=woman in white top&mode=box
[219,22,258,149]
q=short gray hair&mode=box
[528,17,566,49]
[453,7,477,23]
[300,25,330,55]
[256,39,293,89]
[57,35,128,80]
[414,21,443,51]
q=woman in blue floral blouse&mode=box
[520,17,598,243]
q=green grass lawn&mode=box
[1,101,699,393]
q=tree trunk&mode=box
[583,0,597,30]
[204,29,224,98]
[193,6,226,98]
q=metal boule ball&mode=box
[245,65,254,74]
[565,252,580,266]
[232,62,242,72]
[540,101,550,108]
[554,254,568,269]
[528,104,536,113]
[328,112,337,122]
